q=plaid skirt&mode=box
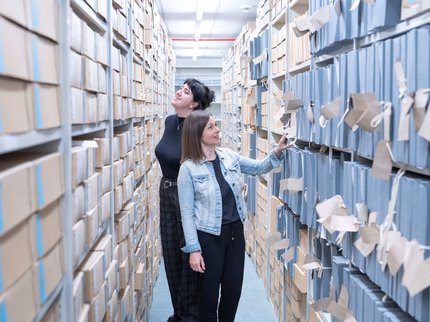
[159,179,201,321]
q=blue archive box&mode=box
[284,149,294,212]
[359,1,368,37]
[350,275,367,322]
[256,85,265,127]
[249,130,256,159]
[249,39,256,80]
[253,36,261,79]
[289,149,303,216]
[314,67,327,144]
[330,60,341,147]
[296,81,309,143]
[415,26,430,169]
[357,47,367,94]
[346,50,359,150]
[323,65,334,146]
[320,66,331,145]
[302,149,316,227]
[373,41,385,149]
[309,69,318,143]
[369,0,402,33]
[327,1,339,50]
[367,44,377,157]
[260,29,269,78]
[339,0,353,41]
[392,34,410,165]
[383,38,394,143]
[245,174,256,214]
[311,68,321,143]
[271,169,281,198]
[313,239,333,300]
[365,168,391,226]
[350,1,362,38]
[336,54,349,148]
[342,161,354,217]
[316,153,330,202]
[275,205,284,261]
[396,175,410,242]
[413,288,430,321]
[391,35,402,163]
[409,176,430,247]
[406,28,418,168]
[332,255,349,300]
[357,45,376,158]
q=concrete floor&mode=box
[148,254,278,322]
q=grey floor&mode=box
[148,254,278,322]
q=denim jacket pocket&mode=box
[193,174,210,186]
[193,174,210,209]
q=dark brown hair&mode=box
[183,78,215,110]
[181,110,211,163]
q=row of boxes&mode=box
[0,0,58,42]
[112,6,130,43]
[0,152,64,235]
[310,0,402,55]
[70,50,108,94]
[70,10,108,66]
[272,146,430,321]
[0,13,60,134]
[256,0,272,32]
[271,27,287,76]
[0,16,58,83]
[291,25,430,172]
[81,0,108,21]
[0,77,61,133]
[0,241,63,322]
[271,0,287,20]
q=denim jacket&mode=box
[177,147,284,253]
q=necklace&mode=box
[176,115,184,131]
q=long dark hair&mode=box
[181,110,211,163]
[184,78,215,110]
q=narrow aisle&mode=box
[149,254,277,322]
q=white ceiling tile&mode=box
[155,0,259,62]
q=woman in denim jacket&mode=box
[177,110,289,322]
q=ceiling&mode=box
[155,0,260,68]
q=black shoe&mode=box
[167,315,179,322]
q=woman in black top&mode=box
[155,78,215,322]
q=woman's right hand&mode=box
[189,251,205,273]
[274,133,292,158]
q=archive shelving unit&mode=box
[0,0,174,321]
[223,0,430,321]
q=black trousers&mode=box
[197,220,245,322]
[159,182,200,321]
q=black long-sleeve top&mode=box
[209,155,240,224]
[155,114,185,179]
